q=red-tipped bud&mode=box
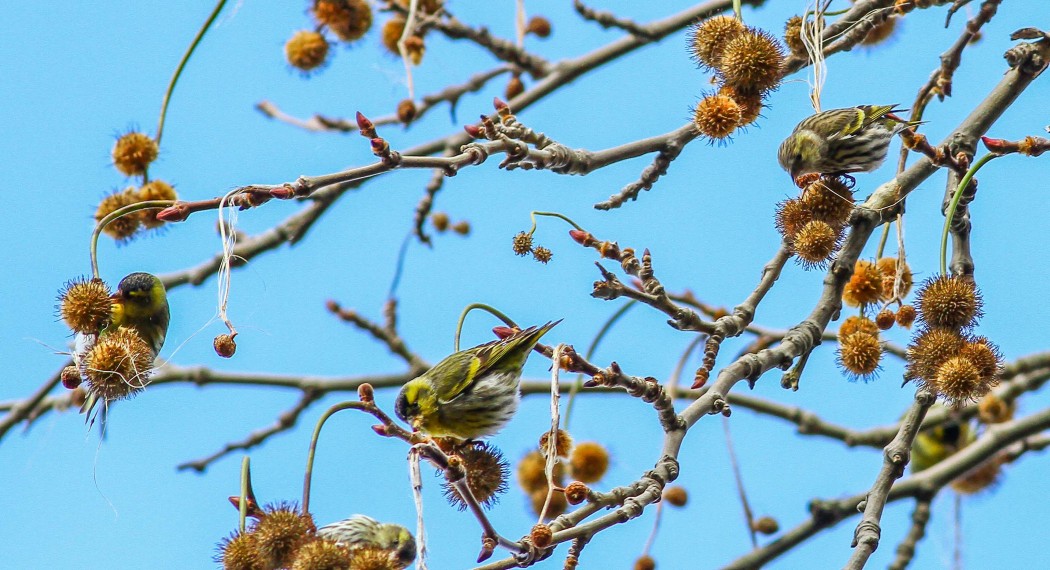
[493,97,508,112]
[372,424,390,436]
[370,137,389,155]
[492,326,516,339]
[155,203,191,222]
[356,111,376,137]
[464,124,482,138]
[358,383,375,403]
[569,229,594,246]
[270,185,295,199]
[980,136,1010,154]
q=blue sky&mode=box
[2,2,1047,569]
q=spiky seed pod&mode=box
[253,504,316,570]
[876,257,912,301]
[451,220,470,235]
[896,304,917,328]
[950,456,1003,495]
[216,530,264,570]
[347,546,400,570]
[875,309,895,330]
[774,198,813,240]
[718,84,763,126]
[286,31,330,72]
[84,327,155,401]
[526,16,552,38]
[783,15,807,55]
[802,177,854,227]
[978,392,1013,424]
[96,188,143,241]
[430,212,449,232]
[530,488,567,519]
[752,516,780,535]
[634,555,656,570]
[860,15,898,46]
[663,486,688,507]
[396,99,417,124]
[915,275,982,329]
[564,481,589,505]
[403,35,425,65]
[505,74,525,100]
[719,28,785,94]
[61,365,82,389]
[960,337,1003,382]
[112,131,158,176]
[59,277,112,334]
[512,232,534,256]
[837,331,882,381]
[312,0,372,43]
[569,441,609,483]
[792,220,841,269]
[136,180,177,229]
[905,327,966,384]
[540,429,573,458]
[442,441,509,510]
[516,450,551,494]
[693,93,741,140]
[934,355,987,406]
[214,333,237,358]
[530,524,553,548]
[688,15,746,69]
[843,260,884,308]
[393,0,442,12]
[532,247,553,264]
[291,539,353,570]
[381,18,406,55]
[839,315,879,339]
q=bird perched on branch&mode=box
[317,515,416,569]
[395,320,560,440]
[778,104,917,183]
[107,272,170,355]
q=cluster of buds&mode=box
[774,176,854,268]
[689,16,785,139]
[904,275,1003,406]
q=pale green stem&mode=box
[302,401,367,514]
[940,154,997,275]
[238,456,250,533]
[90,199,176,279]
[156,0,228,145]
[528,211,584,234]
[454,303,517,352]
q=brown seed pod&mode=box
[61,365,82,390]
[837,331,882,381]
[860,15,899,47]
[530,524,553,548]
[719,28,785,94]
[443,441,509,510]
[915,275,982,329]
[662,485,688,507]
[876,257,912,301]
[960,336,1003,382]
[529,488,567,519]
[634,555,656,570]
[802,176,854,228]
[451,220,470,235]
[540,429,573,458]
[526,16,552,38]
[688,15,746,69]
[403,35,425,65]
[512,231,534,256]
[905,327,966,385]
[693,93,741,140]
[381,18,406,55]
[136,180,178,229]
[564,481,589,505]
[934,355,988,407]
[96,188,144,242]
[977,392,1013,424]
[517,450,554,494]
[396,99,417,124]
[285,30,330,73]
[783,15,807,55]
[430,212,450,232]
[112,131,158,177]
[290,539,353,569]
[752,515,780,535]
[215,530,263,570]
[532,247,553,264]
[792,220,842,269]
[896,304,917,328]
[253,503,316,570]
[950,456,1003,495]
[843,260,884,308]
[214,334,237,358]
[84,327,155,402]
[774,197,813,240]
[312,0,372,43]
[59,277,112,334]
[718,84,764,126]
[875,309,896,330]
[505,74,525,100]
[839,315,879,340]
[569,441,609,483]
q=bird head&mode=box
[394,379,427,426]
[377,523,417,567]
[111,272,166,321]
[778,129,826,182]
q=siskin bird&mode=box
[317,515,416,569]
[106,272,170,356]
[395,320,560,440]
[778,104,916,182]
[910,417,973,473]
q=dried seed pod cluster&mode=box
[440,441,509,510]
[774,176,854,268]
[95,181,180,242]
[515,432,611,518]
[836,316,882,381]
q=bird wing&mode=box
[805,105,898,141]
[434,350,484,404]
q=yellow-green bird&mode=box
[911,418,973,473]
[395,320,560,440]
[778,104,916,182]
[106,272,170,356]
[317,515,416,569]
